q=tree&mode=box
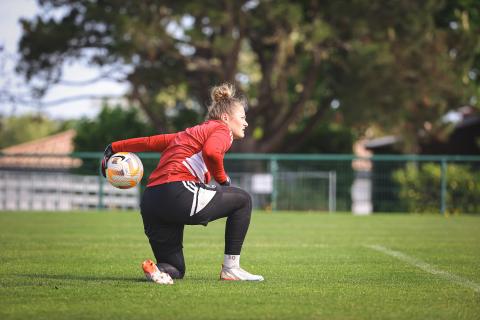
[73,104,155,151]
[329,1,480,152]
[73,104,155,174]
[17,0,334,152]
[17,0,480,153]
[0,114,67,149]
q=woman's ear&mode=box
[221,113,229,122]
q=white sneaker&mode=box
[220,265,264,281]
[142,259,174,285]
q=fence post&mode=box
[270,157,278,211]
[440,158,447,215]
[98,169,105,210]
[328,171,337,213]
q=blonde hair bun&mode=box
[206,82,246,121]
[211,83,235,103]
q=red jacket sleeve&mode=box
[111,133,176,153]
[202,126,232,184]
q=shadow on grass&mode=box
[13,273,217,283]
[14,273,145,283]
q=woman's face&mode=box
[223,104,248,139]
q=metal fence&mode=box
[0,152,479,214]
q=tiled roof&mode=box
[0,130,82,170]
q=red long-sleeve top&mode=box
[111,120,233,187]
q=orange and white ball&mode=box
[106,152,144,189]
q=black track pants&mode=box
[140,181,252,278]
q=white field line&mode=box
[365,244,480,293]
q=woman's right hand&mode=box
[100,144,114,177]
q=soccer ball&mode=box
[106,152,144,189]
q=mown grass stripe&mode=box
[366,244,480,293]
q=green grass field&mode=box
[0,211,479,320]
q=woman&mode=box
[101,83,264,284]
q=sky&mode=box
[0,0,128,119]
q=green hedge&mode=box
[393,163,480,214]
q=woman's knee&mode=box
[240,189,252,211]
[233,188,252,217]
[157,262,185,279]
[246,198,253,215]
[153,248,186,279]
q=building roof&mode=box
[364,135,401,149]
[0,129,82,170]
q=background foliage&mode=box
[0,114,72,149]
[393,162,480,213]
[15,0,480,153]
[73,105,155,152]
